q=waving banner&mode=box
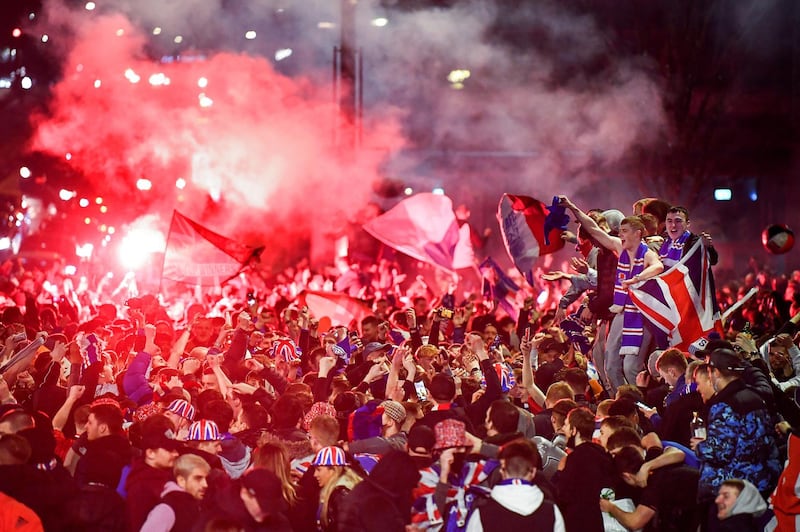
[497,194,565,281]
[162,211,263,286]
[363,193,474,272]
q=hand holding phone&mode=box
[490,334,502,351]
[437,307,454,320]
[406,308,417,330]
[414,381,428,402]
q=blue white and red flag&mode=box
[497,194,564,284]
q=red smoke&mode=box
[31,13,404,269]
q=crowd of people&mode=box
[0,196,799,532]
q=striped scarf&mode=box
[613,242,648,355]
[659,230,690,268]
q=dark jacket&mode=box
[654,389,704,447]
[0,463,79,532]
[125,459,173,532]
[741,360,776,409]
[64,483,126,532]
[696,378,782,499]
[31,359,67,419]
[588,246,618,321]
[338,477,408,532]
[322,485,351,532]
[554,441,616,532]
[74,433,133,489]
[195,478,292,532]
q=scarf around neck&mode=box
[659,230,690,267]
[613,242,648,355]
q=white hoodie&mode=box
[465,483,566,532]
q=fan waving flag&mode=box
[362,193,474,272]
[479,257,520,319]
[497,194,565,282]
[628,239,722,352]
[162,211,263,286]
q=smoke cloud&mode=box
[29,0,667,269]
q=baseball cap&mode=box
[363,342,392,359]
[707,349,745,372]
[140,429,179,452]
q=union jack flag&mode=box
[628,239,721,352]
[480,362,516,392]
[290,455,314,476]
[270,338,300,362]
[311,446,347,466]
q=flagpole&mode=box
[721,287,758,325]
[158,210,179,297]
[0,337,46,378]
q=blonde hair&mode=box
[252,442,297,506]
[595,399,615,418]
[319,466,362,525]
[416,345,438,359]
[173,454,210,481]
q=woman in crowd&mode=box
[311,446,363,532]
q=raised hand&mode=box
[542,271,570,282]
[570,257,590,274]
[232,382,258,395]
[318,356,337,377]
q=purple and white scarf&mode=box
[659,230,690,268]
[613,242,648,355]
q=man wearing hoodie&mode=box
[465,439,565,531]
[140,454,210,532]
[716,478,769,532]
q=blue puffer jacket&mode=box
[695,378,781,499]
